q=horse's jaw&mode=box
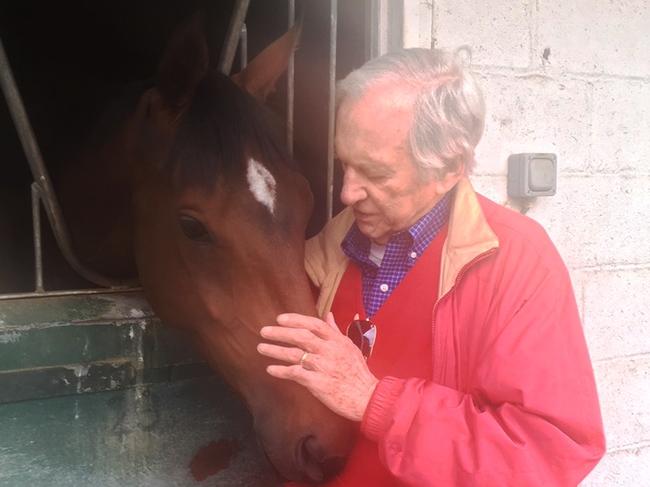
[189,311,354,483]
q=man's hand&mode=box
[257,312,379,422]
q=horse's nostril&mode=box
[320,455,347,480]
[297,436,324,482]
[296,436,347,483]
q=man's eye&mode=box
[367,173,389,182]
[178,215,213,243]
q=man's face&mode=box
[335,80,451,245]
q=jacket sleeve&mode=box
[360,269,606,486]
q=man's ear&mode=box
[434,164,465,195]
[157,13,209,112]
[231,22,301,101]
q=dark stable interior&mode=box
[0,0,368,293]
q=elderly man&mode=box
[257,48,605,486]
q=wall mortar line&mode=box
[607,440,650,454]
[594,352,650,365]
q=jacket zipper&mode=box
[431,247,499,379]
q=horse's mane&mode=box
[166,71,290,190]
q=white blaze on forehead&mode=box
[246,157,277,216]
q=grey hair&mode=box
[336,47,486,177]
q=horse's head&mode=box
[123,15,353,482]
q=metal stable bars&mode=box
[0,38,138,297]
[326,0,338,221]
[218,0,251,75]
[0,0,340,301]
[286,0,296,157]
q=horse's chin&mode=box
[257,435,301,482]
[256,428,348,484]
[259,443,296,484]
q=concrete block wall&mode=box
[403,1,650,484]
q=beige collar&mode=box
[304,177,499,315]
[438,177,499,297]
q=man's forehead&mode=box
[351,77,417,112]
[338,78,415,132]
[337,79,414,141]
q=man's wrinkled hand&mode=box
[257,312,379,422]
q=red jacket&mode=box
[305,178,605,486]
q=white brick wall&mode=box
[433,0,531,68]
[411,1,650,484]
[477,74,593,174]
[586,446,650,487]
[591,79,650,173]
[536,0,650,77]
[582,268,650,361]
[594,356,650,451]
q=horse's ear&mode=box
[157,13,209,111]
[231,22,301,101]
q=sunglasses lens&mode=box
[347,319,375,358]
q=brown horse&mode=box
[54,16,353,483]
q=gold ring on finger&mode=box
[299,351,309,368]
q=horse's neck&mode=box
[55,124,137,279]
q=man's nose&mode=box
[340,170,366,206]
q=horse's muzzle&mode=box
[295,435,347,483]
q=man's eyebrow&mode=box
[358,160,396,176]
[336,152,396,176]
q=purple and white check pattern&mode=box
[341,192,451,318]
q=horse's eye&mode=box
[178,215,213,243]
